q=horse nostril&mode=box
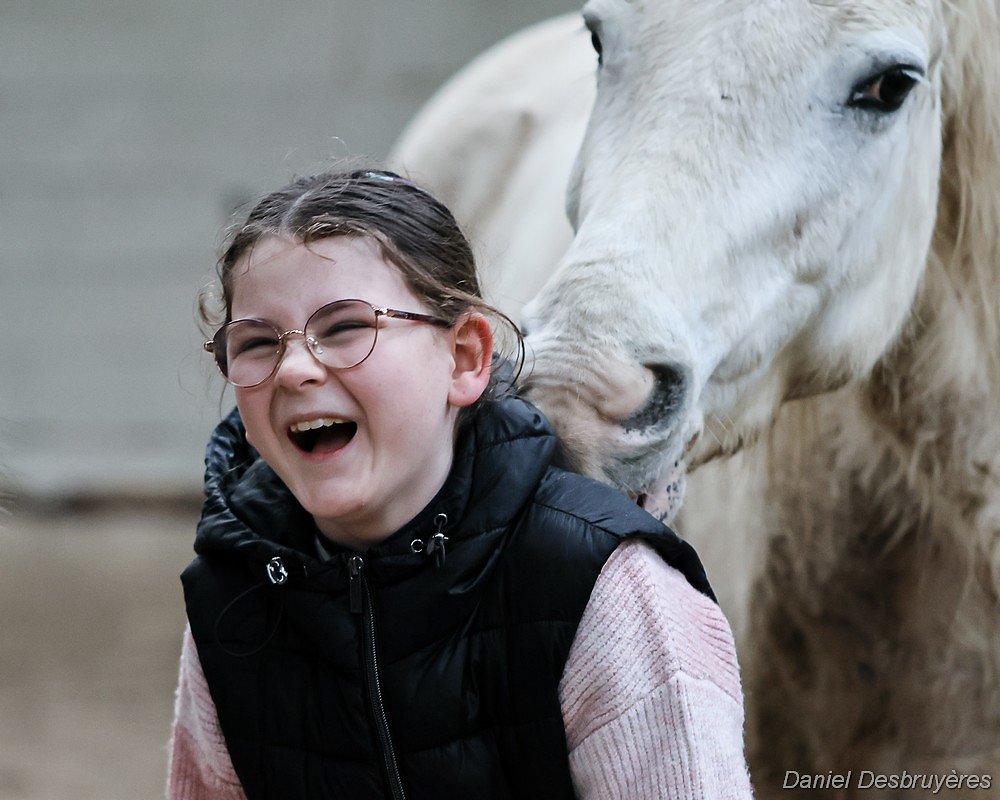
[621,362,689,432]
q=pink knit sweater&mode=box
[167,540,754,798]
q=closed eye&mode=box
[236,336,278,354]
[313,322,376,346]
[321,322,374,335]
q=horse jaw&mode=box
[522,0,943,510]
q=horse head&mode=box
[519,0,970,520]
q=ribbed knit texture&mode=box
[561,541,753,799]
[166,629,244,799]
[167,540,753,799]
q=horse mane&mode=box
[917,0,1000,391]
[731,3,1000,767]
[768,0,1000,563]
[847,0,1000,436]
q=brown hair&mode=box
[200,166,523,405]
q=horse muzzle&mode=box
[521,349,699,517]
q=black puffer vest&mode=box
[182,396,713,800]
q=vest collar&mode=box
[194,396,557,578]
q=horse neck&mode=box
[838,261,1000,557]
[869,246,998,488]
[768,251,999,555]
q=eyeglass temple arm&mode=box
[377,307,451,327]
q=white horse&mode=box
[392,1,1000,796]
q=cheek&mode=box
[379,378,445,432]
[235,390,267,447]
[379,363,454,433]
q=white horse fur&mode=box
[392,1,1000,794]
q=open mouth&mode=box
[288,417,358,456]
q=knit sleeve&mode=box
[559,540,754,799]
[166,625,247,800]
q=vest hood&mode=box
[194,396,558,574]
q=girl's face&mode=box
[230,235,489,550]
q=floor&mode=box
[0,506,199,799]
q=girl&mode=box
[168,168,753,799]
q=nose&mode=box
[620,362,690,433]
[273,334,327,387]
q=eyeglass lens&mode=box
[214,300,378,387]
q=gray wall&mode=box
[0,0,580,499]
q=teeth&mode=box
[289,417,346,433]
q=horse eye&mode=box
[849,66,922,112]
[584,17,604,67]
[590,30,604,66]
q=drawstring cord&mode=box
[213,556,294,658]
[215,514,451,658]
[410,513,449,569]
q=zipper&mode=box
[348,555,364,613]
[348,555,406,800]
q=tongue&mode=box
[638,459,687,524]
[311,423,357,455]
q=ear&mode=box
[447,312,494,408]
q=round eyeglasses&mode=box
[204,298,451,387]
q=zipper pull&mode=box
[348,555,365,614]
[425,513,449,569]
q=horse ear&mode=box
[448,312,494,408]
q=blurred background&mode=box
[0,1,579,796]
